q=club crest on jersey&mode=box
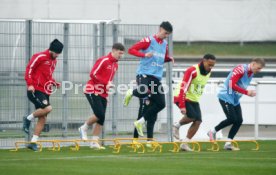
[145,99,150,105]
[44,61,50,65]
[42,100,48,105]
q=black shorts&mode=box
[85,93,107,125]
[27,90,50,109]
[186,101,202,121]
[176,101,202,121]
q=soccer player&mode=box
[208,58,265,150]
[124,21,173,145]
[23,39,64,151]
[173,54,216,151]
[78,43,125,149]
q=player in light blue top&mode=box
[136,35,167,80]
[208,58,265,150]
[124,22,173,143]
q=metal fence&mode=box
[0,20,174,148]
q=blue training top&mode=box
[136,36,167,80]
[218,64,253,106]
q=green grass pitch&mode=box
[0,140,275,175]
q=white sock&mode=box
[180,137,190,143]
[27,114,34,121]
[212,128,217,133]
[31,135,39,142]
[225,138,232,145]
[174,122,181,128]
[92,136,99,141]
[81,122,89,130]
[137,117,145,124]
[183,137,190,142]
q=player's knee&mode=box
[233,119,243,125]
[96,119,104,125]
[147,117,156,124]
[96,114,105,125]
[158,101,166,110]
[44,105,52,113]
[227,117,235,124]
[240,119,243,124]
[194,120,202,126]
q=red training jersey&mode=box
[84,53,118,98]
[25,49,58,95]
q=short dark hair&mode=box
[160,21,173,33]
[203,54,216,60]
[112,43,125,51]
[252,58,265,67]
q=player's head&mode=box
[158,21,173,39]
[111,43,125,60]
[202,54,216,72]
[250,58,265,74]
[49,39,64,59]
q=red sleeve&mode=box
[128,37,151,57]
[49,77,60,88]
[50,61,57,83]
[50,77,56,84]
[24,54,46,86]
[164,45,173,62]
[229,65,248,95]
[178,67,197,108]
